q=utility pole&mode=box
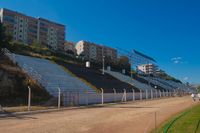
[130,60,133,79]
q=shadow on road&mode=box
[0,111,38,120]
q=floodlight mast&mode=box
[133,50,157,87]
[117,47,156,86]
[116,47,134,79]
[129,50,135,79]
[102,47,105,75]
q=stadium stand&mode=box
[139,76,173,90]
[138,75,191,91]
[131,73,166,91]
[155,78,189,91]
[55,60,140,93]
[103,70,155,91]
[14,54,95,96]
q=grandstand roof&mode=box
[133,50,156,62]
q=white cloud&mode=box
[171,57,182,61]
[171,57,188,64]
[183,77,189,81]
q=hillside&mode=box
[0,53,51,106]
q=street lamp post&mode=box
[102,56,105,75]
[130,60,132,79]
[102,47,105,75]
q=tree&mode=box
[197,86,200,93]
[118,56,131,70]
[0,22,11,48]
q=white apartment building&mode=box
[137,64,158,75]
[0,8,65,50]
[75,40,117,63]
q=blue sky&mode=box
[1,0,200,84]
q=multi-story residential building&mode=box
[155,69,165,75]
[0,8,65,50]
[75,40,117,63]
[137,64,158,75]
[64,41,76,54]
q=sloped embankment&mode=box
[0,54,51,106]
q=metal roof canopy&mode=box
[132,49,156,67]
[133,50,156,62]
[117,47,156,67]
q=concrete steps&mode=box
[14,54,96,96]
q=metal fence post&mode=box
[159,90,161,98]
[28,86,31,111]
[146,90,148,100]
[124,89,127,102]
[174,89,176,96]
[163,90,165,97]
[57,87,61,109]
[101,88,104,105]
[151,89,153,99]
[85,90,88,106]
[113,88,116,102]
[140,89,142,100]
[155,90,157,99]
[132,89,135,101]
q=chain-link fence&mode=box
[60,89,187,106]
